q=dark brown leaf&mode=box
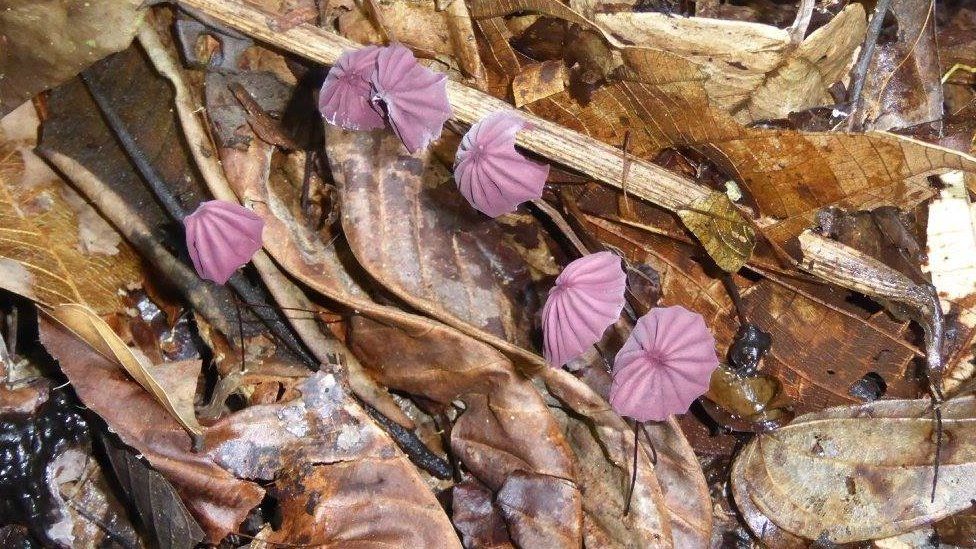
[328,126,549,373]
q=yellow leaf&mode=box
[678,192,756,272]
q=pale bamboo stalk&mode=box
[175,0,710,212]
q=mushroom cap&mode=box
[542,251,627,367]
[609,306,719,422]
[319,46,386,131]
[184,200,264,285]
[371,44,452,153]
[454,111,549,217]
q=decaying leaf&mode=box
[0,0,145,115]
[48,303,204,439]
[595,4,866,124]
[39,315,264,543]
[924,171,976,390]
[0,102,141,312]
[732,397,976,543]
[677,191,756,272]
[473,0,976,249]
[512,60,569,107]
[854,0,942,131]
[205,371,463,547]
[328,126,549,372]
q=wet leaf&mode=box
[39,315,264,543]
[328,126,549,372]
[0,0,145,115]
[48,303,204,439]
[732,396,976,543]
[0,102,141,312]
[677,191,756,272]
[452,479,515,548]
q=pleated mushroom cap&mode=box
[454,112,550,217]
[542,251,627,367]
[609,306,719,422]
[371,44,452,153]
[319,46,386,131]
[184,200,264,285]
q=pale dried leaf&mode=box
[596,4,866,123]
[0,104,141,312]
[732,397,976,543]
[677,191,756,272]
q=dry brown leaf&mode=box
[39,315,264,543]
[512,60,569,107]
[572,193,924,416]
[677,191,756,272]
[48,304,204,439]
[328,126,549,373]
[0,0,145,115]
[595,4,865,124]
[205,371,462,547]
[0,103,141,312]
[732,397,976,543]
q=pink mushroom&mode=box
[184,200,264,285]
[454,112,550,217]
[318,46,385,131]
[542,251,627,367]
[609,306,719,422]
[370,44,452,153]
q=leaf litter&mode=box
[0,0,976,546]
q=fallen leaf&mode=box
[102,436,204,549]
[854,0,942,131]
[221,136,584,548]
[732,396,976,543]
[452,478,515,548]
[328,126,549,372]
[543,369,673,547]
[595,4,866,124]
[512,60,569,107]
[39,315,264,543]
[923,171,976,391]
[0,0,145,115]
[476,1,976,248]
[205,371,463,547]
[48,303,204,439]
[0,102,141,312]
[677,191,756,272]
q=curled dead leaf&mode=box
[47,303,204,440]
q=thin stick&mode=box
[846,0,893,130]
[624,419,640,516]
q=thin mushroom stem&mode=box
[624,419,640,516]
